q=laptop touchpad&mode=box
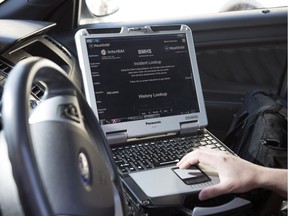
[173,166,211,185]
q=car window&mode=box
[79,0,288,25]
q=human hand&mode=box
[177,148,262,200]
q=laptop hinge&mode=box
[180,121,200,135]
[106,130,128,145]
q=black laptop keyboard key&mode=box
[159,160,180,166]
[111,132,229,174]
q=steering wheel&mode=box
[0,57,126,216]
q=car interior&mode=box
[0,0,286,215]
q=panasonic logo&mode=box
[146,121,161,125]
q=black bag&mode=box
[224,90,287,168]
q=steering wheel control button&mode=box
[59,103,80,123]
[78,152,92,190]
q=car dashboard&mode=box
[0,20,82,113]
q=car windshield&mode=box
[80,0,288,25]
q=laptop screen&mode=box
[85,33,199,125]
[75,25,208,140]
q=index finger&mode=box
[177,148,223,169]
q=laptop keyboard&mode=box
[111,132,229,174]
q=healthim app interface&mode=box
[86,33,199,125]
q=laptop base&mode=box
[123,184,253,216]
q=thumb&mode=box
[198,184,228,201]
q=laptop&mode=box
[75,25,235,208]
